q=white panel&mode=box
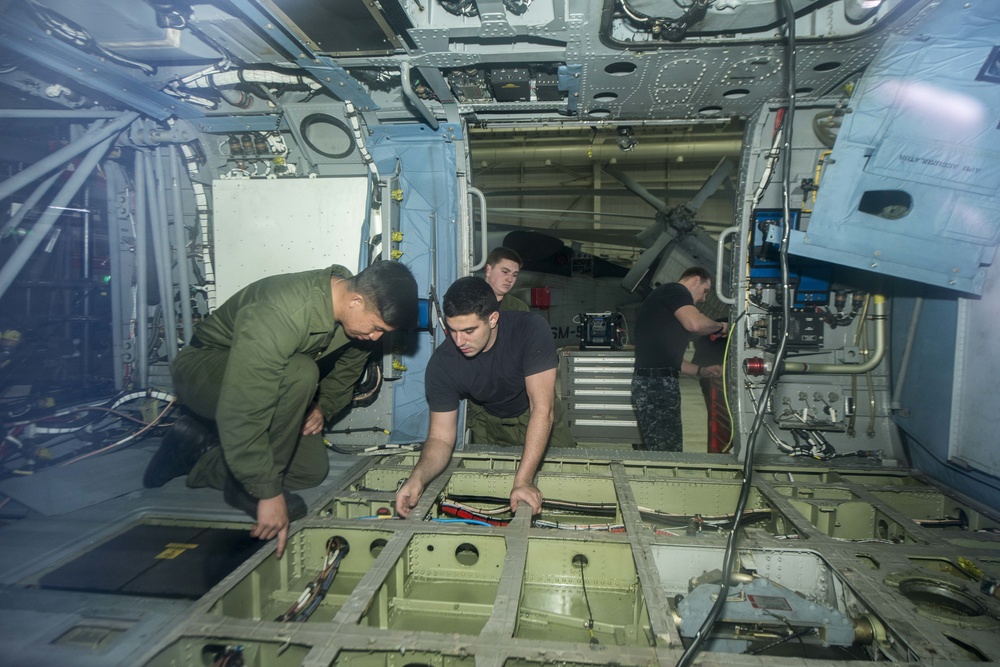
[949,262,1000,477]
[212,177,367,304]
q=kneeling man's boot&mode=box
[143,414,217,488]
[224,475,308,522]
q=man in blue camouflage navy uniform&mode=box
[631,267,728,451]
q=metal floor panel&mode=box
[0,447,150,516]
[0,441,369,666]
[148,451,1000,665]
[4,443,1000,666]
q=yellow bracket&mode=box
[958,556,984,580]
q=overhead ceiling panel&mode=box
[259,0,403,56]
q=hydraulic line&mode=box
[676,2,797,665]
[779,295,886,374]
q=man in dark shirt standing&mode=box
[631,267,728,451]
[395,277,574,518]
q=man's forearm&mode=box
[694,316,725,337]
[409,436,455,487]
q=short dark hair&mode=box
[347,261,418,329]
[442,276,498,320]
[486,246,523,268]
[680,266,712,283]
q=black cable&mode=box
[577,556,599,644]
[445,494,618,517]
[745,624,816,655]
[674,2,796,665]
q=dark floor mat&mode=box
[39,523,264,599]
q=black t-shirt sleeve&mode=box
[661,283,694,314]
[425,345,461,413]
[521,314,558,377]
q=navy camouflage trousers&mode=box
[631,375,683,452]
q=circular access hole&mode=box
[572,553,589,568]
[587,108,612,118]
[593,91,619,102]
[327,535,350,553]
[369,538,388,558]
[723,88,750,99]
[813,61,842,72]
[604,62,637,76]
[698,106,723,117]
[300,113,356,159]
[455,542,480,566]
[796,86,815,94]
[899,579,986,618]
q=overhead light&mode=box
[616,126,637,152]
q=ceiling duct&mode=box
[472,138,742,165]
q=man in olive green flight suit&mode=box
[145,261,417,557]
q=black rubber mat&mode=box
[39,523,264,599]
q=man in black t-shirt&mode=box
[395,277,574,518]
[631,267,728,451]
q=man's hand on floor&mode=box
[252,494,290,558]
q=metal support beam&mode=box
[0,135,114,300]
[0,110,127,119]
[104,161,129,389]
[147,149,178,363]
[170,145,194,346]
[0,171,62,239]
[0,14,197,120]
[401,64,439,130]
[156,148,179,362]
[134,153,150,388]
[0,112,138,203]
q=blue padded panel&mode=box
[790,1,1000,295]
[370,124,462,443]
